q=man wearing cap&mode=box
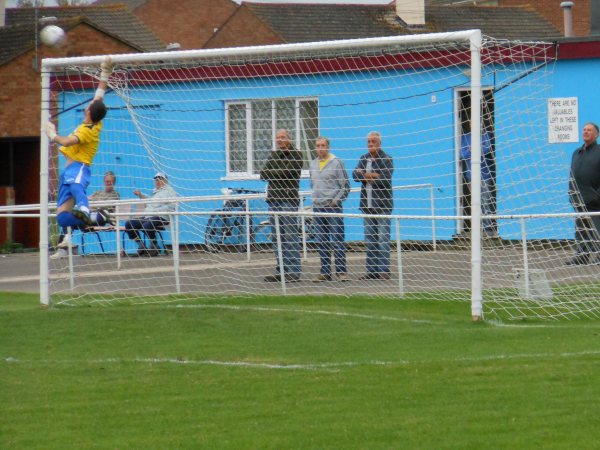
[125,172,176,256]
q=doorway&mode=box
[455,89,496,237]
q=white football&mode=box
[40,25,66,47]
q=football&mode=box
[40,25,66,47]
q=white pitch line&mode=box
[4,349,599,371]
[173,303,440,324]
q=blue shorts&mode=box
[57,162,91,208]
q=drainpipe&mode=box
[560,1,574,37]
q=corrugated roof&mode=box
[1,5,164,66]
[242,2,560,42]
[427,5,561,40]
[244,3,405,43]
[93,0,148,12]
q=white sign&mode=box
[548,97,579,144]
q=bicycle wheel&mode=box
[205,214,227,251]
[206,215,248,250]
[221,216,247,246]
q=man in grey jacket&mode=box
[309,137,350,281]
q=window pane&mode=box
[275,99,296,138]
[228,104,247,173]
[299,100,319,170]
[252,100,273,174]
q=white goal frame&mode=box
[39,30,485,315]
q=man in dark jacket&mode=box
[353,131,394,279]
[566,122,600,266]
[260,129,304,282]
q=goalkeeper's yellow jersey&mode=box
[59,121,102,166]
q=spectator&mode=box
[125,172,176,257]
[566,122,600,266]
[88,171,120,212]
[459,119,497,238]
[352,131,394,280]
[51,170,121,260]
[260,129,303,282]
[309,137,350,282]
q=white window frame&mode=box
[224,97,319,180]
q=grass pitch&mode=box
[2,292,600,449]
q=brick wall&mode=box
[500,0,590,36]
[134,0,239,49]
[0,23,137,139]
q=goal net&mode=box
[40,30,586,321]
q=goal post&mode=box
[40,30,568,320]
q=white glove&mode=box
[100,57,115,82]
[44,121,57,142]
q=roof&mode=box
[243,3,403,43]
[1,5,164,66]
[241,2,561,42]
[92,0,148,12]
[427,5,561,41]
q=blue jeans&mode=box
[314,206,347,276]
[364,215,391,275]
[481,178,495,234]
[269,201,301,276]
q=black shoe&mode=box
[72,206,92,225]
[264,274,301,283]
[565,254,590,266]
[285,274,301,283]
[313,274,332,282]
[358,273,379,281]
[96,208,115,226]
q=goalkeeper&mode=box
[44,57,115,230]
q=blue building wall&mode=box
[59,55,594,250]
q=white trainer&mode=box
[50,248,68,260]
[57,235,72,249]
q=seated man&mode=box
[51,170,120,259]
[125,172,176,257]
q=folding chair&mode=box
[120,203,171,255]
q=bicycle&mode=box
[204,188,272,252]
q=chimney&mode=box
[1,0,6,28]
[396,0,425,27]
[561,1,574,37]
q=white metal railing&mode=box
[4,183,437,261]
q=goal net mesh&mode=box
[41,33,593,320]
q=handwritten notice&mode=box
[548,97,578,144]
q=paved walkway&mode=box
[0,246,595,301]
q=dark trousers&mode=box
[125,216,168,246]
[574,206,600,255]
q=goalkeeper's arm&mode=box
[94,57,115,101]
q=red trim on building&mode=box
[557,40,600,60]
[53,44,556,91]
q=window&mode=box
[225,98,319,177]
